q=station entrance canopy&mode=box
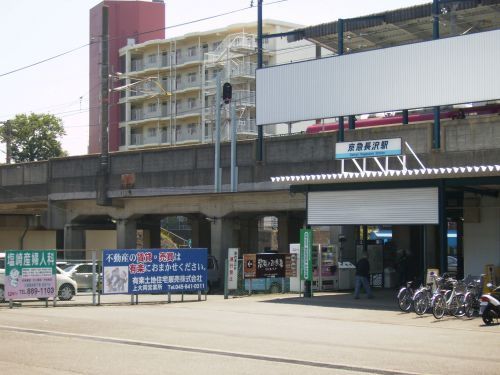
[271,164,500,226]
[256,29,500,126]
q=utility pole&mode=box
[96,5,112,206]
[214,73,222,192]
[256,0,264,162]
[4,120,12,164]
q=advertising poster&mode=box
[243,254,257,279]
[243,253,297,279]
[300,229,313,281]
[227,248,239,290]
[102,248,207,294]
[5,250,57,300]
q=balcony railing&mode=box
[175,126,201,143]
[231,62,257,78]
[177,53,201,65]
[176,77,200,91]
[232,90,256,106]
[205,33,257,64]
[237,118,257,133]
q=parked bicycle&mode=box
[432,278,466,319]
[463,275,484,318]
[397,280,417,312]
[413,275,449,315]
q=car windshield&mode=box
[64,265,78,273]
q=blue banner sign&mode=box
[102,248,208,294]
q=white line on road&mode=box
[0,325,421,375]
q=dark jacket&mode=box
[356,257,370,278]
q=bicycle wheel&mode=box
[397,288,413,312]
[432,294,446,319]
[463,292,475,318]
[451,294,465,317]
[413,291,429,315]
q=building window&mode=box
[188,98,197,109]
[148,102,157,113]
[176,49,182,60]
[212,41,222,50]
[212,68,222,79]
[119,127,126,146]
[176,99,182,113]
[188,72,197,83]
[148,54,157,64]
[187,46,197,57]
[148,127,157,138]
[188,123,197,135]
[202,43,208,53]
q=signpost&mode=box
[300,229,313,298]
[300,229,312,282]
[227,248,239,290]
[102,249,208,295]
[5,250,57,304]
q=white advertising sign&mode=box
[227,248,239,290]
[289,244,303,293]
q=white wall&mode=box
[85,230,117,251]
[0,230,56,250]
[464,196,500,277]
[257,29,500,126]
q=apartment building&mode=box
[89,0,165,154]
[117,20,316,150]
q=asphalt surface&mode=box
[0,290,499,375]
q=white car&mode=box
[0,252,78,302]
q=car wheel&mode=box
[269,282,282,294]
[58,284,75,301]
[0,285,5,303]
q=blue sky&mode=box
[0,0,429,159]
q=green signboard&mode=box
[5,250,57,300]
[300,229,313,281]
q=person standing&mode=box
[354,252,373,299]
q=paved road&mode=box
[0,292,499,374]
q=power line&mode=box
[0,0,288,78]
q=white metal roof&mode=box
[270,165,500,185]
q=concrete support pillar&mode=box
[277,215,289,253]
[277,215,303,253]
[239,218,259,254]
[116,218,137,249]
[64,225,85,259]
[210,218,236,267]
[143,226,161,248]
[190,217,211,249]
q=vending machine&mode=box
[312,244,339,291]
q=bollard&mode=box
[168,292,171,303]
[303,280,312,298]
[198,290,201,301]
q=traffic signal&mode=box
[222,82,232,104]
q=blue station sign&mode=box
[335,138,402,159]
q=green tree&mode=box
[0,113,67,163]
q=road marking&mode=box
[0,325,420,375]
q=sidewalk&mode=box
[250,288,400,312]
